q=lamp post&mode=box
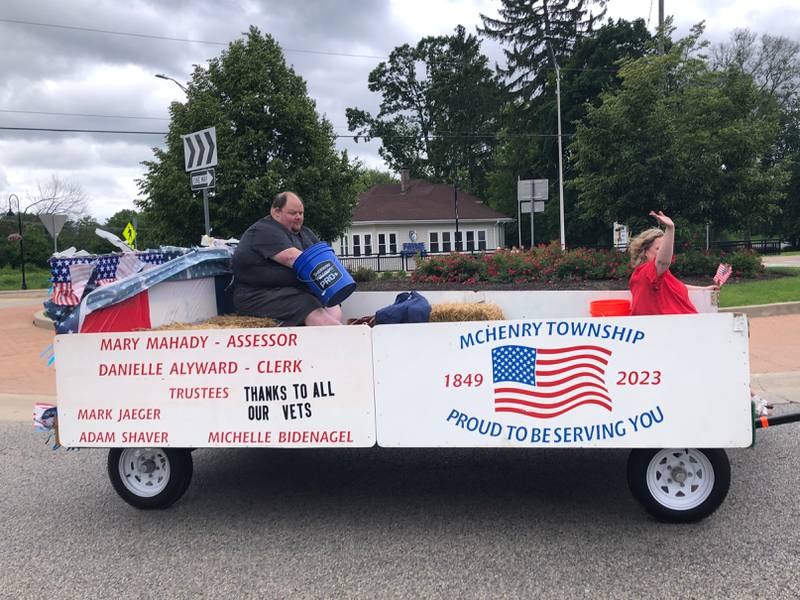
[6,194,26,290]
[155,73,188,93]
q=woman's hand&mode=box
[686,283,720,292]
[649,210,675,229]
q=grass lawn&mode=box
[719,267,800,307]
[0,266,51,291]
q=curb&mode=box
[0,288,48,298]
[751,372,800,405]
[719,301,800,318]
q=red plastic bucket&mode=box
[589,299,631,317]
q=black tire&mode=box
[107,448,193,510]
[627,448,731,523]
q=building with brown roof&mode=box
[333,172,513,257]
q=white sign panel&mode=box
[519,200,546,214]
[517,179,534,202]
[182,126,217,172]
[39,213,68,239]
[517,179,548,203]
[373,314,751,448]
[56,326,375,448]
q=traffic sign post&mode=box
[517,178,548,248]
[182,127,218,237]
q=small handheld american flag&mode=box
[714,263,732,286]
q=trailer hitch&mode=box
[755,411,800,429]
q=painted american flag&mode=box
[714,263,732,286]
[492,344,613,419]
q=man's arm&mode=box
[271,247,302,268]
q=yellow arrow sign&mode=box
[123,222,136,248]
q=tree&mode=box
[58,216,108,256]
[570,26,788,239]
[103,209,152,250]
[346,25,505,199]
[712,29,800,107]
[713,29,800,245]
[479,0,607,102]
[483,18,652,246]
[137,27,360,246]
[354,168,398,196]
[27,175,88,219]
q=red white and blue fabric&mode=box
[50,252,167,306]
[492,344,613,419]
[54,248,232,334]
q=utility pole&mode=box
[554,63,565,250]
[658,0,665,54]
[453,180,460,252]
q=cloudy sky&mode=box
[1,0,798,221]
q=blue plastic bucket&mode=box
[293,242,357,307]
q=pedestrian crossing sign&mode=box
[123,222,136,248]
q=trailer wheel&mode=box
[627,448,730,523]
[107,448,193,510]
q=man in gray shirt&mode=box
[232,191,343,326]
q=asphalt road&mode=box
[2,416,800,600]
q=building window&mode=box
[455,231,463,252]
[339,235,349,255]
[378,233,386,254]
[388,232,397,254]
[466,231,475,251]
[363,234,372,256]
[477,230,487,251]
[378,233,397,254]
[442,231,452,253]
[352,234,361,257]
[429,232,439,253]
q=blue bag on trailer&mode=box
[375,291,431,325]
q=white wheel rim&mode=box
[645,448,715,511]
[118,448,171,498]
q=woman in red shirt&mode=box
[628,211,717,315]
[628,211,772,416]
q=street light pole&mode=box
[155,73,188,93]
[6,194,26,290]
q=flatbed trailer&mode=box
[52,290,800,522]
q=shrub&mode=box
[672,249,717,277]
[379,270,401,281]
[351,267,377,282]
[409,245,761,285]
[727,249,764,278]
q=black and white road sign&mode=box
[190,168,216,191]
[182,127,217,172]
